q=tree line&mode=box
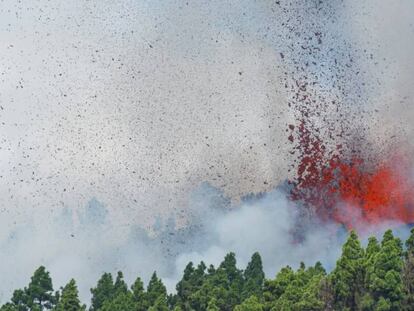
[1,228,414,311]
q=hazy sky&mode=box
[0,0,413,226]
[0,0,292,228]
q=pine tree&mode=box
[402,228,414,310]
[295,272,325,311]
[147,272,167,307]
[99,292,135,311]
[364,236,381,276]
[319,276,335,311]
[28,266,56,310]
[0,304,18,311]
[10,289,28,311]
[263,265,295,306]
[54,279,85,311]
[188,255,241,311]
[366,230,404,310]
[218,252,244,310]
[243,252,265,299]
[148,295,169,311]
[405,227,414,255]
[9,266,56,311]
[131,277,148,311]
[175,261,206,310]
[113,271,128,296]
[331,230,364,310]
[175,262,195,310]
[360,236,381,310]
[90,273,114,311]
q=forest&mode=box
[1,228,414,311]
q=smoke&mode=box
[0,183,345,303]
[162,185,345,290]
[345,0,414,144]
[1,181,411,304]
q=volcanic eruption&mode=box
[288,119,414,229]
[278,1,414,230]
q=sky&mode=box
[0,0,292,227]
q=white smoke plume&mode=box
[0,183,347,303]
[1,182,411,304]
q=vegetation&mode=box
[2,228,414,310]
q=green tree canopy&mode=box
[331,230,364,310]
[131,276,147,311]
[403,228,414,310]
[234,295,264,311]
[90,273,114,311]
[2,229,414,311]
[366,230,404,310]
[9,266,56,311]
[147,272,167,307]
[243,252,265,299]
[54,279,85,311]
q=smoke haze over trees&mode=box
[2,228,414,310]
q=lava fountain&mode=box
[288,120,414,229]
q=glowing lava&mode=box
[289,122,414,229]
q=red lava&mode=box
[289,121,414,228]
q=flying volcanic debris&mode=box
[277,1,414,230]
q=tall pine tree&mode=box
[54,279,85,311]
[331,230,364,310]
[366,230,404,310]
[90,273,114,311]
[9,266,56,311]
[147,272,167,307]
[243,252,265,299]
[403,228,414,310]
[131,276,148,311]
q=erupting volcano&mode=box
[273,1,414,230]
[288,120,414,229]
[284,60,414,229]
